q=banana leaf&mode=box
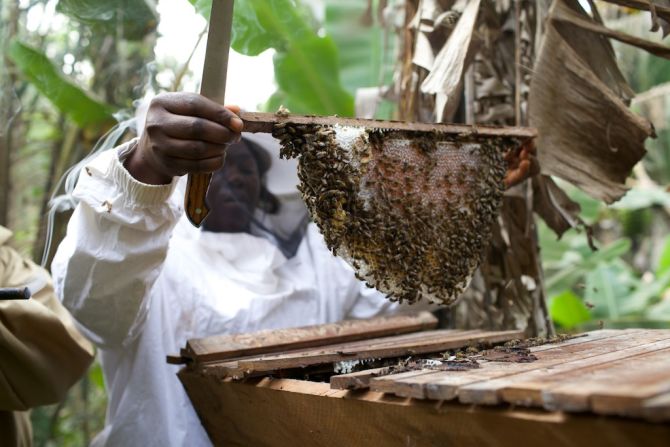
[8,40,114,128]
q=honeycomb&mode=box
[273,122,515,306]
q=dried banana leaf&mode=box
[600,0,670,37]
[529,0,655,203]
[556,1,670,58]
[532,175,591,243]
[421,0,481,122]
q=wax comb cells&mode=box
[274,122,513,306]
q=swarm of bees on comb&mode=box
[273,120,512,306]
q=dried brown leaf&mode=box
[599,0,670,37]
[529,0,655,204]
[555,0,670,58]
[532,175,595,249]
[420,0,482,121]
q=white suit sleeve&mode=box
[51,142,182,349]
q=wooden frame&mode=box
[178,374,670,447]
[177,320,670,446]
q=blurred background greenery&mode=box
[0,0,668,445]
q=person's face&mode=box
[203,143,261,233]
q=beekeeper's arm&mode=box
[51,93,243,348]
[0,226,94,411]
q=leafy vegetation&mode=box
[8,40,113,127]
[191,0,354,116]
[542,183,670,330]
[539,8,670,333]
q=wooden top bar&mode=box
[181,312,438,365]
[240,111,538,139]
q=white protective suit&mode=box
[51,140,420,446]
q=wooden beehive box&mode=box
[175,313,670,447]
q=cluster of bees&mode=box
[273,121,510,306]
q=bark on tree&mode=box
[0,0,20,227]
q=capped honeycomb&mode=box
[273,122,513,306]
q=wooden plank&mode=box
[458,330,670,406]
[218,330,480,378]
[207,329,482,378]
[329,367,393,390]
[236,329,523,374]
[638,392,670,422]
[240,111,538,139]
[184,312,438,363]
[179,371,670,447]
[370,369,441,396]
[345,331,618,398]
[202,329,478,379]
[539,346,670,416]
[382,330,636,400]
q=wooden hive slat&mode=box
[235,329,524,374]
[360,329,670,401]
[457,330,670,406]
[329,367,393,390]
[637,391,670,422]
[369,369,443,397]
[183,311,438,364]
[539,345,670,416]
[424,329,663,402]
[180,328,670,427]
[203,330,477,378]
[339,329,627,398]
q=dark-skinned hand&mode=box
[124,92,243,185]
[503,139,540,189]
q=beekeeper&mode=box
[51,92,420,447]
[1,225,94,446]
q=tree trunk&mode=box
[0,0,19,227]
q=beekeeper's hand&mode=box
[124,92,243,185]
[504,140,539,188]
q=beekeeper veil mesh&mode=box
[236,133,310,258]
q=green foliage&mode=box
[324,0,396,118]
[32,360,107,447]
[273,36,353,115]
[326,0,380,89]
[8,40,114,127]
[190,0,354,116]
[617,43,670,93]
[657,237,670,276]
[56,0,158,41]
[228,0,287,55]
[549,291,592,328]
[543,183,670,330]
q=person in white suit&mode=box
[51,93,421,446]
